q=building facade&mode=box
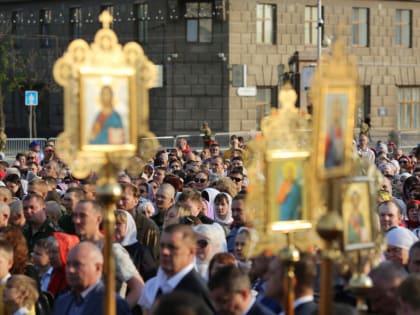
[0,0,418,145]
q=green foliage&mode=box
[388,129,399,146]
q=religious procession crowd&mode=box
[0,132,419,315]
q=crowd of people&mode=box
[0,133,418,315]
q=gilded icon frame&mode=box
[313,83,357,179]
[341,176,375,251]
[79,68,137,152]
[265,150,312,233]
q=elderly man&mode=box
[368,261,407,315]
[52,242,131,315]
[138,224,215,313]
[209,265,275,315]
[73,200,143,309]
[379,200,403,233]
[151,183,175,230]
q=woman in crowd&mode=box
[162,204,192,229]
[114,210,157,281]
[193,223,227,280]
[213,192,233,233]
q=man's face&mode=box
[232,199,246,226]
[27,163,39,175]
[72,202,101,239]
[212,158,224,175]
[379,203,401,232]
[359,135,368,149]
[408,247,420,273]
[117,188,138,211]
[264,257,284,300]
[178,199,201,217]
[61,192,79,213]
[153,170,165,185]
[66,247,101,293]
[155,188,174,211]
[210,146,220,157]
[231,160,243,169]
[210,287,248,315]
[230,174,244,192]
[43,163,57,178]
[23,197,46,225]
[159,231,195,276]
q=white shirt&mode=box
[279,295,314,315]
[40,267,53,292]
[138,263,195,310]
[12,307,30,315]
[241,295,256,315]
[0,273,11,285]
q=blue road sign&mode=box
[25,90,38,106]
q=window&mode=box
[352,8,369,47]
[256,87,277,130]
[305,6,323,45]
[256,4,276,44]
[11,11,22,48]
[69,7,82,39]
[185,2,212,43]
[395,9,412,48]
[358,86,370,127]
[135,3,148,44]
[39,9,52,48]
[398,87,419,130]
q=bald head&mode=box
[66,241,103,293]
[155,183,175,211]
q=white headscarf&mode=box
[386,227,418,250]
[213,192,233,226]
[117,210,138,247]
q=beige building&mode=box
[0,0,418,148]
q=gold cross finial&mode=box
[99,10,113,29]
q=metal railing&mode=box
[4,129,418,159]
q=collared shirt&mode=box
[241,295,256,315]
[67,281,101,315]
[138,264,195,309]
[0,273,11,285]
[279,295,314,315]
[40,267,53,292]
[12,307,30,315]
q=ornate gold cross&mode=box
[99,10,113,29]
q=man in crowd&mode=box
[52,242,131,315]
[22,193,58,252]
[265,253,317,315]
[153,167,167,187]
[379,200,403,233]
[408,241,420,273]
[117,182,160,261]
[368,261,407,315]
[58,187,85,234]
[0,202,10,228]
[27,179,49,199]
[138,224,215,313]
[209,265,276,315]
[151,183,175,230]
[227,193,249,252]
[72,199,144,309]
[358,133,375,164]
[177,189,214,224]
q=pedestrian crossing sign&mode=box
[25,90,38,106]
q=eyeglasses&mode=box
[230,177,243,183]
[196,239,209,249]
[194,177,207,183]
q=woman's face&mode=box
[194,173,209,191]
[408,205,419,221]
[115,221,127,243]
[234,233,250,262]
[163,206,179,228]
[215,198,229,219]
[195,237,211,262]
